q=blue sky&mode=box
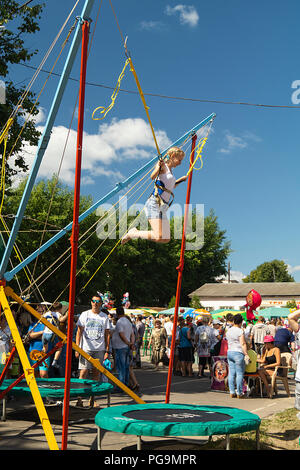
[7,0,300,282]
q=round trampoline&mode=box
[0,378,113,420]
[0,378,113,398]
[95,403,261,450]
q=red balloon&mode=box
[245,290,262,321]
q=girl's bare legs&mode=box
[121,218,170,244]
[258,369,271,397]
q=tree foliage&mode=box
[242,260,295,283]
[0,1,44,183]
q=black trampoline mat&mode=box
[15,380,92,391]
[123,408,233,423]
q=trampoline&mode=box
[1,378,113,421]
[95,403,261,450]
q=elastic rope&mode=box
[108,0,162,157]
[92,58,130,121]
[186,120,214,177]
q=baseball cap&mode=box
[212,319,221,325]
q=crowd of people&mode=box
[0,299,300,414]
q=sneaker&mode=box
[237,394,246,399]
[45,397,57,405]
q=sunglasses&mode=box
[91,299,101,304]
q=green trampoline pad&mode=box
[95,403,261,437]
[0,378,113,399]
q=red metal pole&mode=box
[0,346,16,386]
[61,20,90,451]
[165,133,198,404]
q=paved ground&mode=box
[0,356,296,451]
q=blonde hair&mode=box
[166,146,185,160]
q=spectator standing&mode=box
[173,317,184,375]
[276,319,284,331]
[109,313,116,355]
[128,318,140,392]
[75,294,110,383]
[211,319,222,356]
[194,316,216,377]
[287,309,300,416]
[27,304,49,379]
[226,313,250,398]
[244,320,254,348]
[135,315,145,368]
[164,316,174,348]
[250,316,270,355]
[225,313,234,330]
[268,319,277,337]
[177,318,194,377]
[274,326,295,353]
[114,307,134,390]
[0,314,11,356]
[42,302,68,372]
[150,319,168,370]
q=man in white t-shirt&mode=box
[114,306,134,389]
[75,294,110,384]
[288,309,300,413]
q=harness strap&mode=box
[153,180,174,207]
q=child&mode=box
[42,302,67,369]
[121,147,187,244]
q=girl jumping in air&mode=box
[121,147,187,244]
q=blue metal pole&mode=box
[4,113,216,281]
[0,0,95,279]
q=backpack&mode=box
[199,329,209,345]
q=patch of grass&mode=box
[201,408,300,450]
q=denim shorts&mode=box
[42,332,53,346]
[144,195,169,220]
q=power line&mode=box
[17,62,300,110]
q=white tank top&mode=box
[158,164,176,202]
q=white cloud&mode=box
[216,270,246,283]
[287,264,300,274]
[165,4,199,28]
[218,130,261,155]
[139,20,165,31]
[11,117,172,187]
[24,106,47,126]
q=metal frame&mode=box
[3,113,216,282]
[0,0,96,279]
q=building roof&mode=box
[189,282,300,298]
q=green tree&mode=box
[0,1,44,183]
[168,295,176,308]
[242,260,295,283]
[286,299,297,309]
[189,295,203,309]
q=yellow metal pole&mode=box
[5,286,145,404]
[0,286,59,450]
